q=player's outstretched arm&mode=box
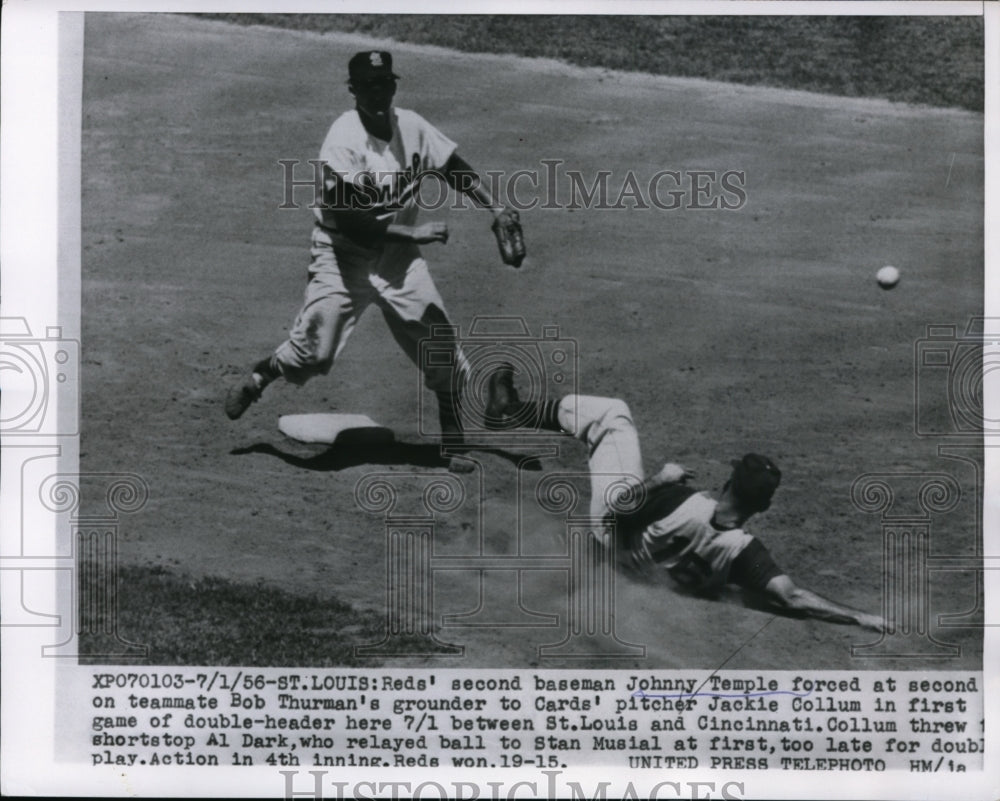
[763,574,885,631]
[442,153,504,211]
[442,153,526,267]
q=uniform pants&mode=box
[274,226,469,399]
[555,394,645,520]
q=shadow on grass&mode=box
[231,441,544,472]
[78,564,412,666]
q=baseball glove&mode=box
[491,208,525,267]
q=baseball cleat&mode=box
[447,455,475,474]
[224,372,265,420]
[484,362,519,430]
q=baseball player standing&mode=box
[225,51,524,471]
[484,364,886,630]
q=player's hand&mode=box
[411,222,449,244]
[857,613,886,632]
[652,462,694,486]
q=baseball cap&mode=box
[729,453,781,512]
[348,51,400,84]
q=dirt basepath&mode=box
[81,13,983,669]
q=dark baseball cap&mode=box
[348,51,400,83]
[730,453,781,512]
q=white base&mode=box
[278,413,394,445]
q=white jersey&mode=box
[314,107,457,236]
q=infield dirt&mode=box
[80,13,984,669]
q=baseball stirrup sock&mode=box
[512,398,561,431]
[437,393,464,440]
[252,356,281,386]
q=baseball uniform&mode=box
[273,106,469,396]
[226,50,522,439]
[555,394,781,595]
[486,370,881,629]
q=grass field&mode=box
[80,565,388,666]
[193,13,984,110]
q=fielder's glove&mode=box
[491,208,526,267]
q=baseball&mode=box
[876,265,900,289]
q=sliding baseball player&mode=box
[484,363,885,630]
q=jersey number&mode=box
[652,536,713,588]
[666,551,713,588]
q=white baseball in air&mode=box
[877,265,900,290]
